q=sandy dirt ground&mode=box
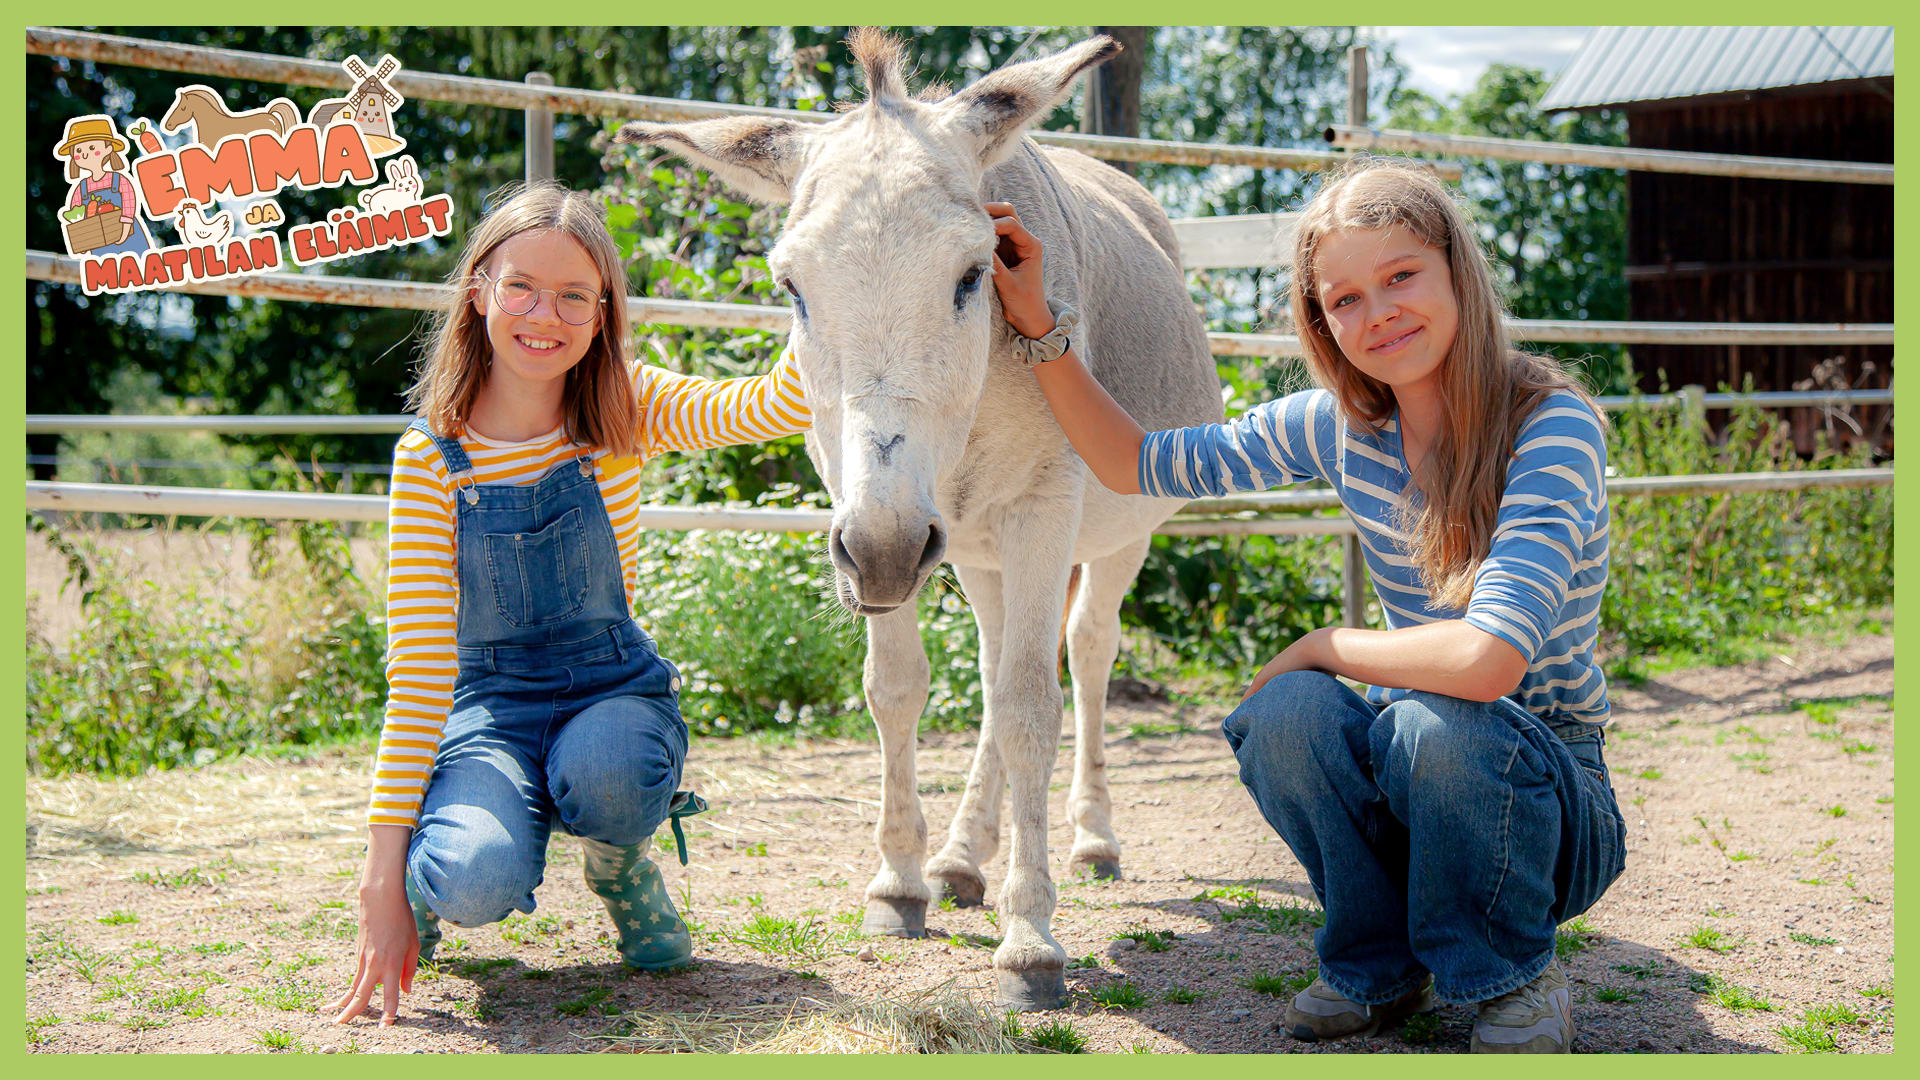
[25,621,1894,1054]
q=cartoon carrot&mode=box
[128,120,162,156]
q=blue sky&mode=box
[1372,26,1592,100]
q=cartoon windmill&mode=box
[310,54,406,156]
[344,55,404,154]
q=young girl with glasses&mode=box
[329,182,809,1025]
[987,158,1624,1054]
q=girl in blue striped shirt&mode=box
[988,158,1624,1054]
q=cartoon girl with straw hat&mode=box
[55,116,153,257]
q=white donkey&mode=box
[619,30,1222,1009]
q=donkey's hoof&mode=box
[930,868,987,908]
[1070,856,1123,882]
[861,896,927,938]
[996,965,1068,1012]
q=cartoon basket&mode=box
[63,211,119,255]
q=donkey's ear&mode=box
[615,117,810,205]
[939,36,1120,170]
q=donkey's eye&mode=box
[954,266,985,310]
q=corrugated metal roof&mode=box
[1540,26,1893,111]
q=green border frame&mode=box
[9,7,1910,1072]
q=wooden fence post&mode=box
[1342,43,1369,630]
[525,71,554,183]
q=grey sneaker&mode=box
[1284,976,1434,1042]
[1472,961,1573,1053]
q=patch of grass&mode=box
[457,957,516,979]
[1799,701,1840,726]
[25,1014,61,1047]
[1594,986,1642,1004]
[1777,1022,1838,1053]
[1860,982,1893,1000]
[130,866,227,889]
[1727,851,1757,862]
[1196,885,1324,935]
[96,910,139,926]
[743,841,769,857]
[147,985,208,1012]
[1399,1010,1443,1045]
[1023,1019,1088,1054]
[1066,953,1100,970]
[1633,767,1663,780]
[1841,741,1877,756]
[1112,925,1176,952]
[122,1014,167,1032]
[253,1028,304,1052]
[555,986,616,1017]
[1127,720,1185,738]
[1690,973,1775,1012]
[1681,925,1740,953]
[1243,968,1316,998]
[1616,959,1665,980]
[1555,916,1599,961]
[1160,985,1204,1004]
[191,941,244,956]
[1790,932,1840,947]
[294,905,357,941]
[1802,1002,1861,1026]
[1823,805,1848,818]
[520,968,553,981]
[243,979,323,1012]
[497,912,564,947]
[26,886,68,896]
[1089,981,1150,1009]
[728,914,831,963]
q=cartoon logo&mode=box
[52,54,452,296]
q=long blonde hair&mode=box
[408,182,638,457]
[1288,157,1603,610]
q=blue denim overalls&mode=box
[400,419,699,969]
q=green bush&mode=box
[627,486,982,736]
[25,515,385,776]
[1602,387,1891,671]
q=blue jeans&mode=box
[1222,670,1626,1004]
[407,623,688,928]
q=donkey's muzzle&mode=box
[829,518,947,613]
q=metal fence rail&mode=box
[26,251,1896,354]
[26,27,1453,178]
[24,387,1896,438]
[1324,124,1895,186]
[26,468,1894,530]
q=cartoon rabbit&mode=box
[358,156,423,215]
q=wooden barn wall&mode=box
[1625,90,1892,451]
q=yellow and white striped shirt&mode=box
[369,351,810,828]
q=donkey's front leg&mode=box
[925,563,1006,908]
[1066,537,1151,881]
[990,515,1079,1010]
[860,604,933,937]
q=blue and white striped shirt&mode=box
[1139,387,1611,726]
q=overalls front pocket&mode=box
[483,505,592,628]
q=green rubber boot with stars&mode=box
[406,871,443,963]
[580,791,706,971]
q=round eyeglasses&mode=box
[475,269,606,326]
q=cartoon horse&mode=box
[160,86,300,146]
